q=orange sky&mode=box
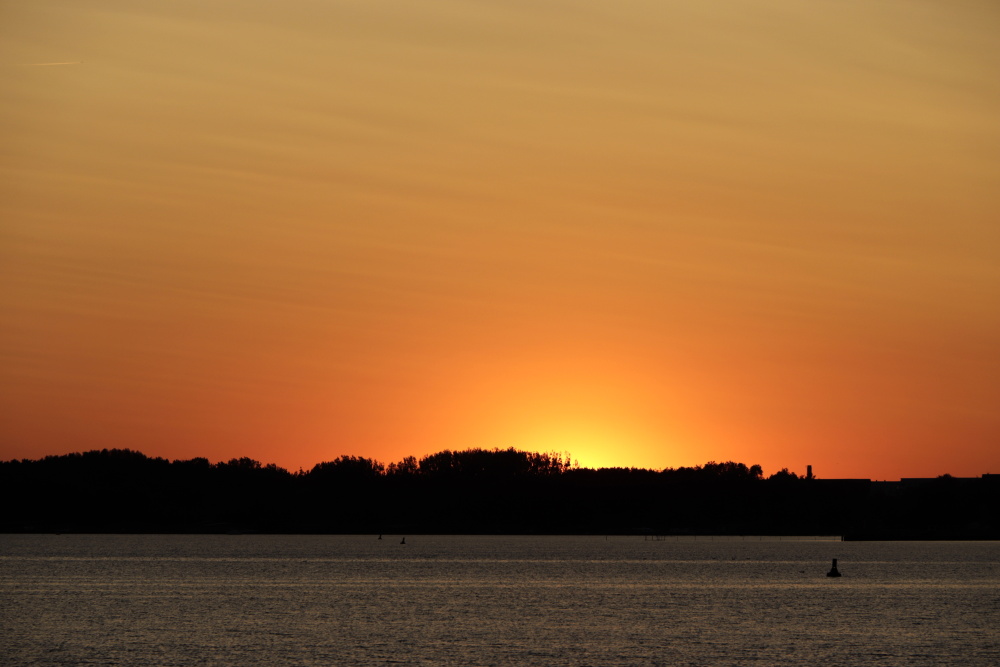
[2,0,998,480]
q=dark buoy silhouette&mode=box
[378,534,382,540]
[827,558,842,577]
[400,537,406,545]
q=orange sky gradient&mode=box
[2,1,999,480]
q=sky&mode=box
[2,0,998,480]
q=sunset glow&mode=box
[2,0,999,480]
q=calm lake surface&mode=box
[1,534,998,665]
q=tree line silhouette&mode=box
[1,447,996,538]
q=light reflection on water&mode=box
[1,535,998,665]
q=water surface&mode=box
[2,534,997,665]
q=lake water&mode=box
[1,534,997,665]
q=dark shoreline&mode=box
[4,531,997,541]
[4,448,997,540]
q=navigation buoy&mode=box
[400,537,406,545]
[827,558,842,577]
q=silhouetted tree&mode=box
[1,448,995,538]
[768,468,799,481]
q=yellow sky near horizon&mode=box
[2,0,999,479]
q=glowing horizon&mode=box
[2,0,998,482]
